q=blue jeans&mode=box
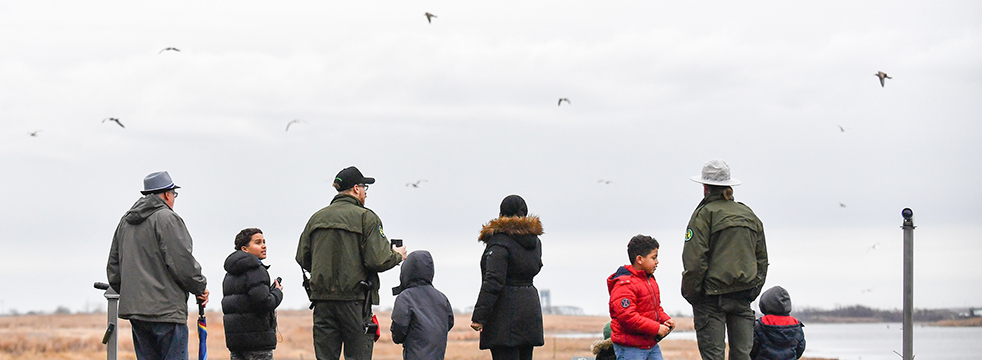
[613,343,663,360]
[130,320,189,360]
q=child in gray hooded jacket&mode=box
[390,250,455,360]
[751,286,806,360]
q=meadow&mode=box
[0,310,832,360]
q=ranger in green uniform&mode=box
[682,159,768,360]
[297,166,407,360]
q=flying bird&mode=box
[159,47,180,54]
[867,242,880,252]
[103,118,125,128]
[406,180,428,188]
[558,98,571,106]
[838,125,845,132]
[875,71,892,87]
[285,119,303,132]
[839,202,847,208]
[597,179,613,184]
[425,12,437,23]
[28,130,42,137]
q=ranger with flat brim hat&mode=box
[682,159,768,360]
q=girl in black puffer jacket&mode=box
[222,228,283,360]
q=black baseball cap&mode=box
[333,166,375,191]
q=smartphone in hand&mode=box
[390,238,403,247]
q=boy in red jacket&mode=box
[607,234,676,360]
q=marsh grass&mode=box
[0,310,830,360]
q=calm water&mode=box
[802,322,982,360]
[570,322,981,359]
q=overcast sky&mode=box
[1,1,980,317]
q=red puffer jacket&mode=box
[607,265,671,349]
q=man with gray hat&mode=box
[107,171,209,360]
[682,159,768,360]
[297,166,406,360]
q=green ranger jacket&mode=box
[296,194,402,304]
[681,193,768,304]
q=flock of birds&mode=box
[21,11,898,197]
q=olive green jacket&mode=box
[296,194,402,304]
[681,193,768,304]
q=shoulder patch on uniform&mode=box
[621,298,630,308]
[685,228,693,241]
[379,225,386,239]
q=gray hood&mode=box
[391,250,434,295]
[759,285,793,316]
[124,195,170,225]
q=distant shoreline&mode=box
[792,316,982,327]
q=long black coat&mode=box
[221,251,283,351]
[471,215,544,349]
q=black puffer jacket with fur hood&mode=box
[471,215,545,349]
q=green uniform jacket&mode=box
[681,193,768,304]
[296,194,402,304]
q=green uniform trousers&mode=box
[691,293,755,360]
[312,300,374,360]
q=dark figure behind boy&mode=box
[751,286,805,360]
[223,228,284,360]
[390,250,454,360]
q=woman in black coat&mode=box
[470,195,544,360]
[222,228,284,360]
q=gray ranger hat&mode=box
[141,171,181,195]
[691,159,742,186]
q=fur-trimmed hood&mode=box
[591,338,613,355]
[478,215,543,248]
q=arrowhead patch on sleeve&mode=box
[621,298,630,308]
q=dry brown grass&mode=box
[0,311,833,360]
[930,317,982,327]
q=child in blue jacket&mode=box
[390,250,454,360]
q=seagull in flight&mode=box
[406,180,428,188]
[28,130,42,137]
[838,125,845,132]
[558,98,571,106]
[867,242,880,252]
[425,12,437,24]
[875,71,892,87]
[285,119,303,132]
[159,47,180,54]
[103,118,125,128]
[598,179,613,184]
[839,202,847,208]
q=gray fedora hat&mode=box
[691,159,742,186]
[141,171,181,195]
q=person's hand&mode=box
[664,318,676,331]
[274,278,283,291]
[394,244,407,260]
[470,322,483,332]
[657,323,671,338]
[197,289,210,307]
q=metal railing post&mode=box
[94,282,119,360]
[901,208,915,360]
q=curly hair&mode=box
[627,234,659,263]
[234,228,263,250]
